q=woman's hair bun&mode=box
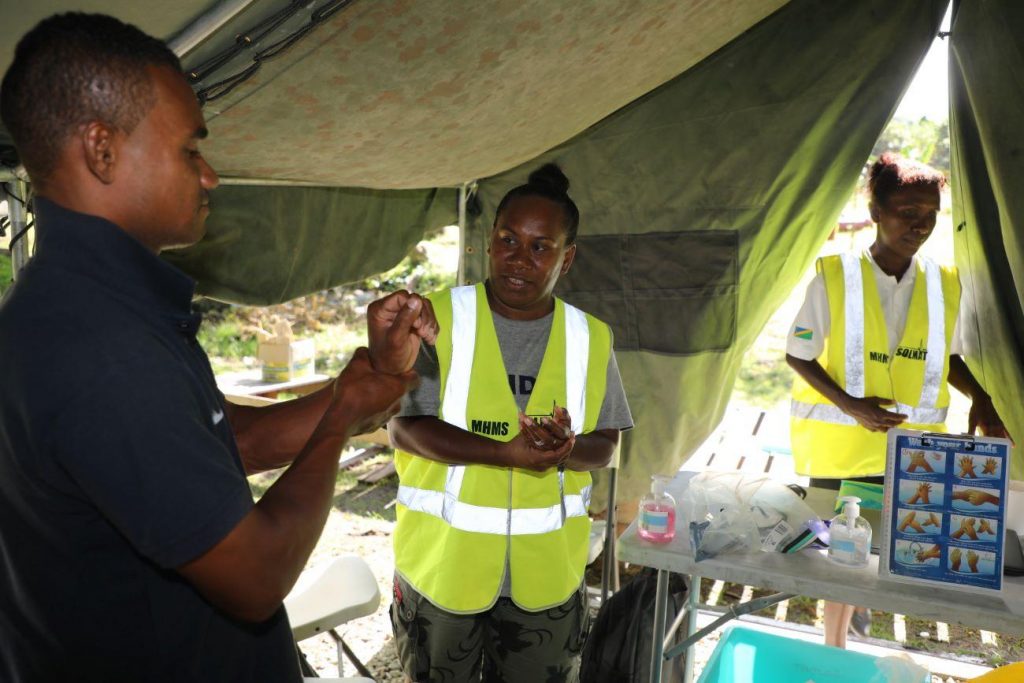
[527,163,570,195]
[494,162,580,243]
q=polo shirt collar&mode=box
[32,197,196,317]
[863,248,917,290]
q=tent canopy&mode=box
[0,0,786,188]
[3,0,1022,496]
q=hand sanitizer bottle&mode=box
[828,496,871,567]
[638,475,676,543]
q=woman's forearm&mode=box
[388,415,508,466]
[562,429,618,472]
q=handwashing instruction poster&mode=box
[880,429,1011,593]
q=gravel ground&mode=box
[296,507,406,681]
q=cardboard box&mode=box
[258,338,315,383]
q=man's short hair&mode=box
[0,13,182,181]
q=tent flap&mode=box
[950,0,1024,479]
[164,184,457,304]
[466,0,946,506]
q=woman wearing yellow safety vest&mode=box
[388,164,633,682]
[786,153,1011,649]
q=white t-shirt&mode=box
[786,250,963,361]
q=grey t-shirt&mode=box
[399,309,634,430]
[397,307,633,598]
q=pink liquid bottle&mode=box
[638,474,676,543]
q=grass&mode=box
[309,323,366,376]
[734,354,792,409]
[196,311,366,376]
[197,319,258,367]
[0,251,11,295]
[782,595,819,627]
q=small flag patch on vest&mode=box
[794,326,813,340]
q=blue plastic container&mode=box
[696,626,928,683]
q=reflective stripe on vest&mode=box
[790,399,948,426]
[840,252,865,398]
[564,304,590,434]
[441,285,476,431]
[397,285,592,535]
[920,258,946,410]
[799,253,948,425]
[396,480,593,535]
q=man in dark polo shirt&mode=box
[0,13,433,682]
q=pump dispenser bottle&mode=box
[638,474,676,543]
[828,496,871,567]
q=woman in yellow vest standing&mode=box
[787,153,1011,649]
[388,164,633,682]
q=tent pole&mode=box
[168,0,258,58]
[6,179,30,279]
[218,177,330,187]
[457,182,468,286]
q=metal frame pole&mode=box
[600,466,620,602]
[6,179,30,278]
[457,182,469,286]
[168,0,259,57]
[668,588,793,666]
[650,569,669,683]
[682,575,701,683]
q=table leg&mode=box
[651,569,669,683]
[682,575,701,683]
[664,590,794,662]
[601,467,619,603]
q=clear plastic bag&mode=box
[680,472,826,561]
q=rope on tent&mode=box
[3,182,34,260]
[8,219,33,253]
[189,0,355,105]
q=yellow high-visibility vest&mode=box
[394,283,612,613]
[791,253,960,477]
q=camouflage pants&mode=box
[390,573,590,683]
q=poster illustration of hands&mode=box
[881,429,1011,593]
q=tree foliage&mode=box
[870,115,950,178]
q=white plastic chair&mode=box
[286,556,380,679]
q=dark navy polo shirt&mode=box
[0,199,299,682]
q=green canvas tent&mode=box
[2,0,1022,504]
